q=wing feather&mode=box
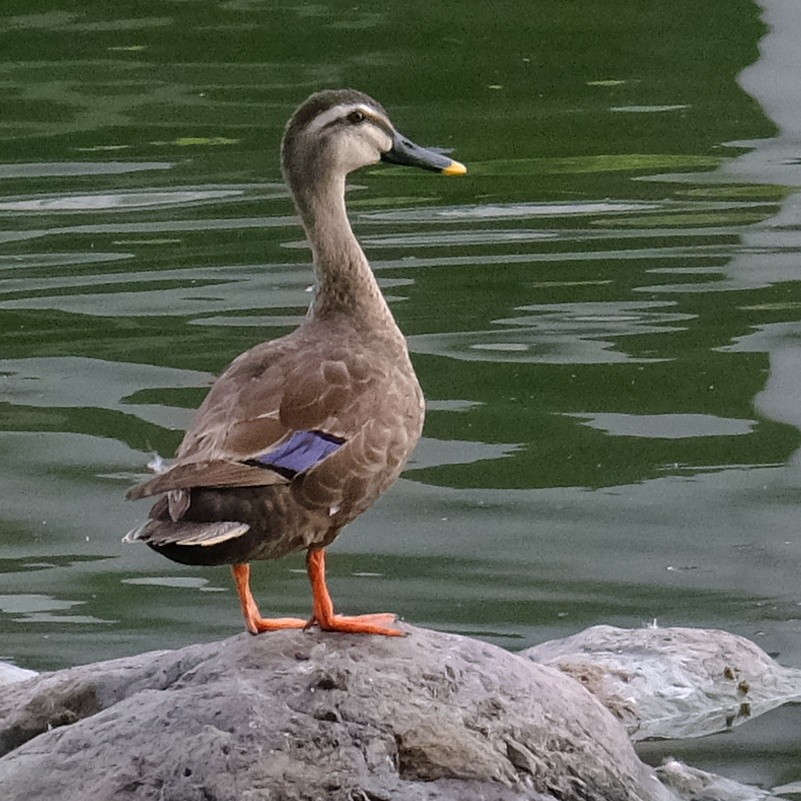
[126,459,288,500]
[127,321,402,503]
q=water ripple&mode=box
[0,161,173,179]
[361,201,659,223]
[411,301,692,364]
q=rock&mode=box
[656,758,776,801]
[0,663,36,686]
[521,624,801,741]
[0,624,675,801]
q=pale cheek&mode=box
[336,137,382,172]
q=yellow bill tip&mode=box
[442,159,467,176]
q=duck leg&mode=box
[306,546,403,636]
[232,563,307,634]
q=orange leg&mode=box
[305,547,404,636]
[231,563,307,635]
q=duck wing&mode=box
[126,323,393,503]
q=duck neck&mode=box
[291,174,395,329]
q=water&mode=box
[2,0,801,790]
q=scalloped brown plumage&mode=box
[125,89,466,636]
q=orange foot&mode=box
[306,548,405,637]
[309,611,403,636]
[232,563,306,635]
[248,615,308,634]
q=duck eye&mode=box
[346,110,365,125]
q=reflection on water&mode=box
[361,200,659,222]
[122,576,225,591]
[567,412,757,439]
[0,162,173,179]
[1,0,801,790]
[413,300,694,364]
[0,187,247,212]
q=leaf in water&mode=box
[609,105,690,113]
[471,343,528,352]
[112,238,182,246]
[73,145,132,152]
[586,79,629,86]
[149,137,240,147]
[175,137,240,147]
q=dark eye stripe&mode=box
[317,108,393,138]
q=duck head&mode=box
[281,88,466,188]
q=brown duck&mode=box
[125,89,466,636]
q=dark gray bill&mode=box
[381,131,467,175]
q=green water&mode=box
[2,0,801,789]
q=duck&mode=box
[124,89,466,636]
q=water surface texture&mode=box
[2,0,801,788]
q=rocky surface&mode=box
[3,623,800,801]
[522,624,801,741]
[0,663,35,686]
[655,759,777,801]
[0,624,673,801]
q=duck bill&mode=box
[381,131,467,175]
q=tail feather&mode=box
[123,519,250,548]
[126,459,287,501]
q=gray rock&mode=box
[521,624,801,741]
[0,624,675,801]
[656,759,776,801]
[0,663,36,686]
